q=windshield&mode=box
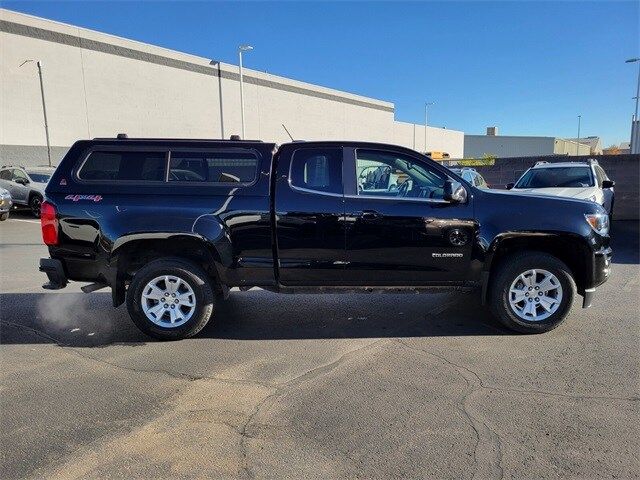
[515,167,594,189]
[27,172,52,183]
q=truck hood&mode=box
[510,186,595,199]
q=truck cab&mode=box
[39,137,612,339]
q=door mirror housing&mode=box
[602,180,615,189]
[505,183,515,190]
[443,179,467,203]
[14,177,29,186]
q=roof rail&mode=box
[1,165,26,169]
[534,160,549,166]
[587,158,599,165]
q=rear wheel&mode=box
[29,194,42,218]
[126,258,215,340]
[489,252,575,333]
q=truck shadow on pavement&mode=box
[1,220,636,349]
[0,290,508,348]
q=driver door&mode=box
[342,147,477,286]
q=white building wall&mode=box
[1,9,462,168]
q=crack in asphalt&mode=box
[396,339,639,480]
[397,339,504,480]
[0,320,273,387]
[237,338,387,479]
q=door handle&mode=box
[360,210,382,220]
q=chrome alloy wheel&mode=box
[141,275,196,327]
[508,269,563,322]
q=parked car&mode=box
[449,167,490,189]
[507,160,614,215]
[0,165,55,217]
[39,136,611,339]
[0,187,12,221]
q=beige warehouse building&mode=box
[464,128,591,158]
[0,9,464,167]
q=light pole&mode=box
[576,115,581,155]
[424,101,434,154]
[20,59,51,166]
[625,58,640,120]
[238,45,253,139]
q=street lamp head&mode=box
[239,45,254,52]
[625,58,640,63]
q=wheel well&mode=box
[488,235,590,295]
[115,237,223,294]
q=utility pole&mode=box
[576,115,581,156]
[238,45,253,139]
[20,60,51,166]
[424,102,434,154]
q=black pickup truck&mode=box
[39,137,612,339]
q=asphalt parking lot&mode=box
[1,211,638,479]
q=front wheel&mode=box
[489,252,576,333]
[29,194,42,218]
[126,258,215,340]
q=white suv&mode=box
[508,160,615,215]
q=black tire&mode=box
[126,257,215,340]
[0,212,8,221]
[29,194,42,218]
[489,252,576,334]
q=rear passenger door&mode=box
[274,146,346,286]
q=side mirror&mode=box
[15,177,29,185]
[602,180,615,189]
[443,179,467,203]
[505,183,514,190]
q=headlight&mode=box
[585,213,609,235]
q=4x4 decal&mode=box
[65,194,103,202]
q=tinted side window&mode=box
[169,150,258,183]
[290,148,343,194]
[79,151,166,181]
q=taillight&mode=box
[40,201,59,246]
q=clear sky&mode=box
[4,1,639,146]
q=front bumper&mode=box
[582,246,612,308]
[39,258,68,290]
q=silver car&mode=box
[0,165,55,217]
[0,187,12,221]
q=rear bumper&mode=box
[39,258,68,290]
